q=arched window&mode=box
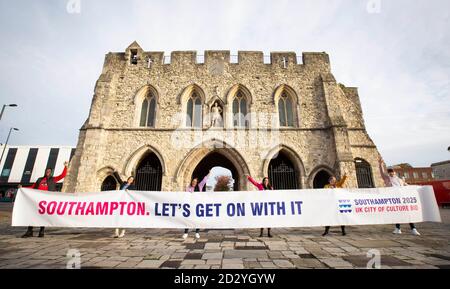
[186,92,202,128]
[232,91,248,127]
[135,153,162,191]
[278,92,294,127]
[139,91,156,127]
[313,170,332,189]
[355,158,374,188]
[268,151,299,190]
[101,175,118,191]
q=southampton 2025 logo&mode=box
[338,199,352,213]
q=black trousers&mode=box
[26,226,45,232]
[395,223,416,229]
[324,226,345,233]
[184,229,200,233]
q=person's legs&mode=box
[267,228,272,238]
[393,224,402,234]
[22,226,33,238]
[341,226,346,236]
[259,228,264,237]
[114,228,119,238]
[119,229,126,238]
[322,226,330,236]
[410,223,421,235]
[182,229,189,239]
[38,227,45,238]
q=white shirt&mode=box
[388,175,404,187]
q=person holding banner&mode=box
[114,176,135,238]
[20,161,69,238]
[322,174,348,236]
[246,175,274,238]
[182,170,211,240]
[378,158,421,236]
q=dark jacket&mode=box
[33,176,57,191]
[120,182,135,190]
[29,167,67,192]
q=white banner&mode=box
[12,186,441,228]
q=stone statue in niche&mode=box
[210,102,223,127]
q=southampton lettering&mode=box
[38,201,147,216]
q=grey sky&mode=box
[0,0,449,167]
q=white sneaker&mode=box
[118,229,126,238]
[411,228,421,236]
[195,233,200,239]
[182,233,188,239]
[393,228,402,234]
[114,228,119,238]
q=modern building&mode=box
[63,42,384,193]
[0,145,75,196]
[392,163,434,184]
[431,160,450,180]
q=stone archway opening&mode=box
[355,158,374,188]
[135,152,162,191]
[313,170,332,189]
[191,151,239,191]
[268,151,300,190]
[101,175,119,191]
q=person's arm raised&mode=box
[246,175,261,189]
[198,170,211,192]
[378,158,390,186]
[336,175,348,187]
[53,162,68,183]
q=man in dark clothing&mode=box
[20,161,68,238]
[114,175,135,238]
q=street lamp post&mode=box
[0,128,19,170]
[0,104,18,121]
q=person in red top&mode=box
[246,174,274,238]
[20,161,68,238]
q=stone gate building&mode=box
[62,41,383,193]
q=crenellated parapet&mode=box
[101,41,331,73]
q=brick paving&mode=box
[0,203,449,269]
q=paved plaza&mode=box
[0,203,449,269]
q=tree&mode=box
[214,175,232,191]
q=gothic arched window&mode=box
[278,92,294,127]
[232,91,248,127]
[186,92,202,128]
[355,158,375,188]
[140,91,156,127]
[101,175,119,191]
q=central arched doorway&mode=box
[135,152,162,191]
[191,151,239,191]
[268,151,300,190]
[177,139,251,191]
